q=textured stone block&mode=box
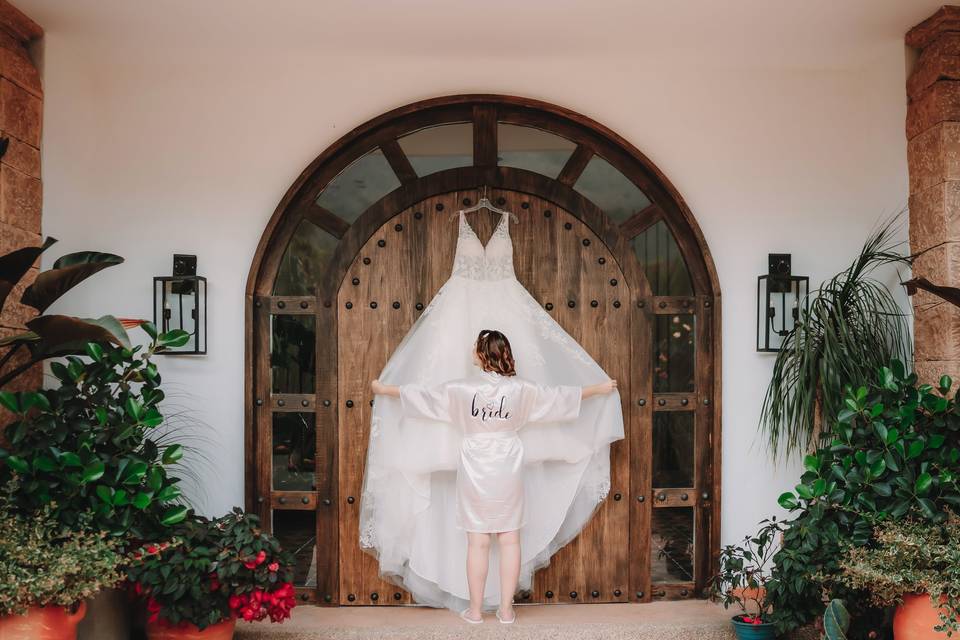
[906,81,960,141]
[0,219,39,257]
[908,33,960,100]
[0,163,40,233]
[0,77,40,146]
[907,6,960,50]
[915,359,960,388]
[907,122,960,193]
[914,295,960,362]
[908,181,960,252]
[0,129,38,177]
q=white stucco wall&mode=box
[34,34,911,548]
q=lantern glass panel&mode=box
[153,277,206,353]
[757,275,808,352]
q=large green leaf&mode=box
[26,315,132,354]
[0,237,56,315]
[20,251,124,312]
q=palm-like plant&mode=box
[760,218,912,457]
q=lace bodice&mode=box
[451,211,515,281]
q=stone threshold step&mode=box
[236,600,736,640]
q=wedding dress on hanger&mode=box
[358,199,625,611]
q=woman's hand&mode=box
[582,379,618,399]
[370,379,400,397]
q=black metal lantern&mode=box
[153,254,207,354]
[757,253,808,352]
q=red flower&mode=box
[268,562,279,572]
[146,545,158,555]
[256,550,267,565]
[146,597,161,623]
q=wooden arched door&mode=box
[337,188,634,605]
[246,95,720,608]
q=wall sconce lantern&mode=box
[153,254,207,354]
[757,253,808,353]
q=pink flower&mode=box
[268,562,279,572]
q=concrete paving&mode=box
[236,601,737,640]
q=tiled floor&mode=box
[236,600,736,640]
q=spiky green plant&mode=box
[760,217,912,457]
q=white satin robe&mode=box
[400,370,582,533]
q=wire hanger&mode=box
[450,185,519,223]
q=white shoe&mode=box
[460,609,483,624]
[496,608,516,624]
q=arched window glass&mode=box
[497,123,575,179]
[273,219,338,296]
[631,219,694,296]
[315,148,400,222]
[573,154,651,223]
[397,123,473,177]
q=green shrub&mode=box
[838,515,960,636]
[0,325,190,539]
[0,482,123,616]
[768,360,960,634]
[125,508,296,630]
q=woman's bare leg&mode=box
[465,532,491,619]
[496,530,520,621]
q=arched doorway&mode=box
[245,95,721,607]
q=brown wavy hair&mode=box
[475,329,517,376]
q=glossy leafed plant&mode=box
[126,509,296,630]
[0,237,134,389]
[0,325,191,539]
[767,360,960,634]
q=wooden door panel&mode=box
[508,193,631,604]
[338,190,633,605]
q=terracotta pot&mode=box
[0,601,88,640]
[145,617,236,640]
[894,593,951,640]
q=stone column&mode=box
[907,7,960,384]
[0,0,42,415]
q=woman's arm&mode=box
[370,379,400,397]
[582,379,618,399]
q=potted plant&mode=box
[0,485,123,640]
[767,362,960,636]
[126,508,296,639]
[837,515,960,640]
[710,517,783,640]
